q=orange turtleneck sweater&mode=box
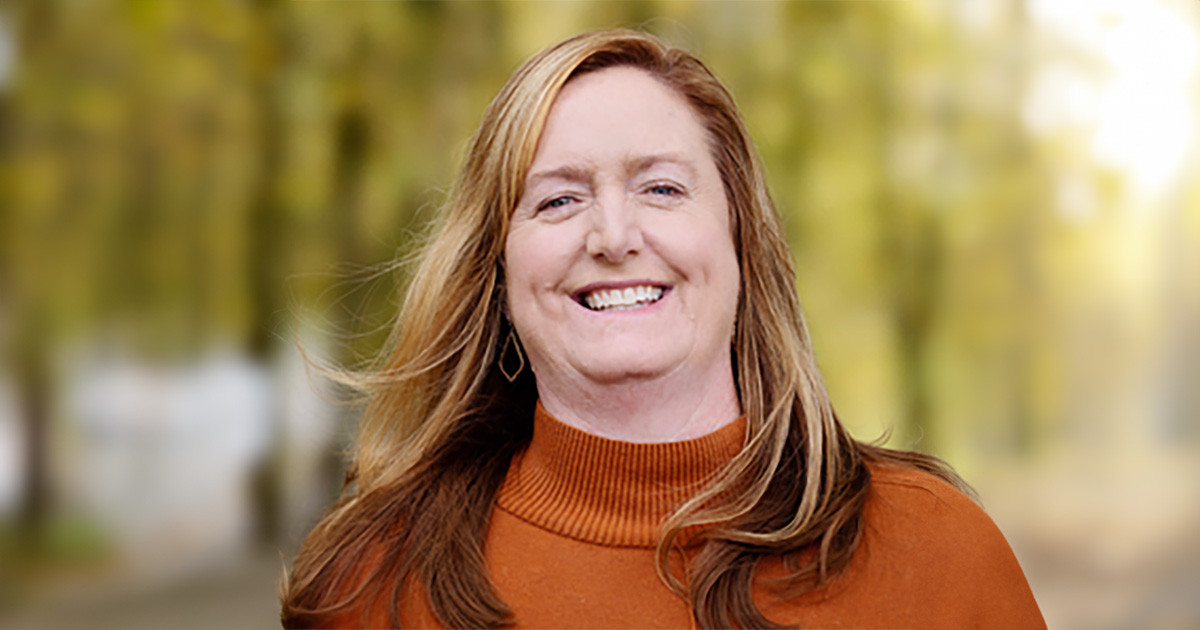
[336,404,1045,629]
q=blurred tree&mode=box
[1,0,1195,550]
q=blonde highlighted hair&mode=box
[281,29,964,629]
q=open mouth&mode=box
[579,285,666,312]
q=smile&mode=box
[581,285,665,312]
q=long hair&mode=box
[281,29,965,629]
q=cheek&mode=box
[503,226,573,315]
[660,217,738,283]
[503,233,530,320]
[694,228,740,325]
[711,257,741,325]
[504,229,542,292]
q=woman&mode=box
[281,30,1044,629]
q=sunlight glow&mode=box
[1027,0,1200,200]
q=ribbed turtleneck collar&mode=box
[495,402,746,548]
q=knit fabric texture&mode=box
[334,403,1046,629]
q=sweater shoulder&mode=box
[855,462,1046,628]
[862,462,1005,567]
[866,461,972,504]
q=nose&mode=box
[586,192,644,263]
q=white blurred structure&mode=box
[55,342,343,583]
[62,351,275,579]
[0,374,25,518]
[275,339,342,548]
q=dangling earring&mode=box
[499,329,525,383]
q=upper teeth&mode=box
[583,285,664,311]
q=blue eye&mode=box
[539,196,574,211]
[649,184,681,196]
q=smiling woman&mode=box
[506,67,741,441]
[280,30,1045,629]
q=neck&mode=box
[534,359,742,443]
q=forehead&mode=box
[529,66,714,169]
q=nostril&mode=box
[587,229,642,263]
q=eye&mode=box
[538,195,576,212]
[646,183,683,196]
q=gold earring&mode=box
[499,329,525,383]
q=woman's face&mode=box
[504,66,740,390]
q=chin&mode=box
[575,355,677,384]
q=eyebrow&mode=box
[525,164,593,188]
[625,153,699,179]
[525,153,699,188]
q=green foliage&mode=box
[1,1,1195,471]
